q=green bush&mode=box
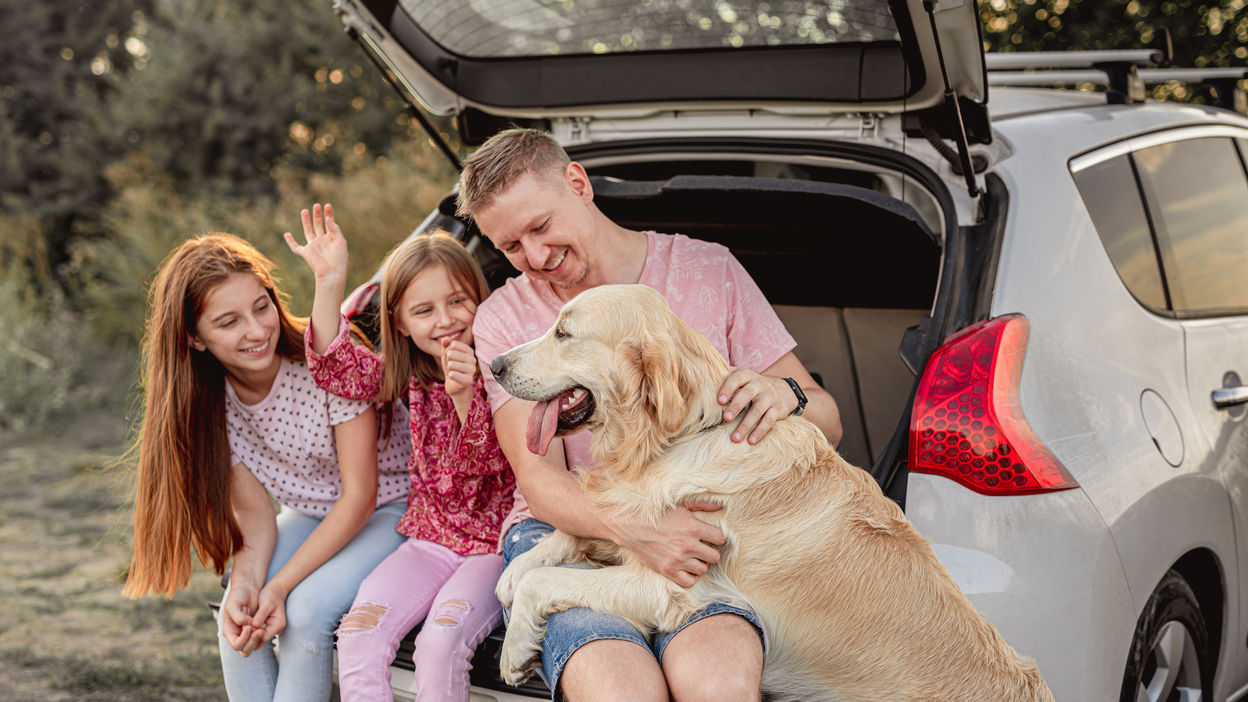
[0,136,454,430]
[73,140,456,348]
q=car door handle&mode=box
[1212,386,1248,409]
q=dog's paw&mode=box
[499,640,541,686]
[495,564,522,608]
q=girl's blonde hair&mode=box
[377,231,489,401]
[125,233,307,598]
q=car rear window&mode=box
[397,0,900,58]
[1133,137,1248,315]
[1072,154,1168,310]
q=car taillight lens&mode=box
[909,314,1077,496]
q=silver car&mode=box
[330,0,1248,699]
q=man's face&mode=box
[473,164,595,294]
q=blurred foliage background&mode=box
[980,0,1246,64]
[980,0,1248,103]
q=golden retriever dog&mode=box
[490,284,1053,702]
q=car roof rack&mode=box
[985,49,1164,71]
[985,49,1164,105]
[985,50,1248,112]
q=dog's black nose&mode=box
[489,355,507,381]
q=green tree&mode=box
[979,0,1248,67]
[109,0,413,200]
[0,0,431,278]
[0,0,154,268]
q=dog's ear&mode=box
[593,340,670,483]
[623,320,730,433]
[593,318,728,484]
[631,339,689,436]
[666,318,734,423]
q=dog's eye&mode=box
[554,327,570,340]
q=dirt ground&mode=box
[0,408,225,701]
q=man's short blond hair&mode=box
[455,128,571,219]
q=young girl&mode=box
[285,204,515,702]
[124,233,412,702]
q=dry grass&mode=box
[0,405,225,701]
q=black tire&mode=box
[1119,569,1213,702]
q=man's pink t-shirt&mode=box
[472,231,796,539]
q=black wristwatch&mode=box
[783,377,807,416]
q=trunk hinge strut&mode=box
[922,0,979,198]
[337,0,463,173]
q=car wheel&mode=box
[1119,569,1212,702]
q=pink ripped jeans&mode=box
[335,538,504,702]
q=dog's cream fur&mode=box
[492,285,1053,702]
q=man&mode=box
[465,128,843,702]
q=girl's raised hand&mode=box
[284,203,348,285]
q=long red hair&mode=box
[124,233,306,598]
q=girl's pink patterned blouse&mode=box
[306,318,515,556]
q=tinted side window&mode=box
[1072,155,1167,310]
[1134,137,1248,314]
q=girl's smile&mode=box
[240,338,272,355]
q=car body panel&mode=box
[1182,315,1248,696]
[387,673,536,702]
[906,474,1132,701]
[386,668,536,701]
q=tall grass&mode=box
[0,214,125,430]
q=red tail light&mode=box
[909,314,1077,496]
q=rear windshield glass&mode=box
[398,0,900,58]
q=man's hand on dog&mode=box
[718,369,799,444]
[608,500,724,588]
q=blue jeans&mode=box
[218,500,406,702]
[501,519,766,699]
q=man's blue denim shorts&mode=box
[501,518,767,699]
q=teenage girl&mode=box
[285,204,515,702]
[124,233,411,702]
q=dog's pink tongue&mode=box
[526,398,562,456]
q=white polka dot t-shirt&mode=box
[225,357,411,517]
